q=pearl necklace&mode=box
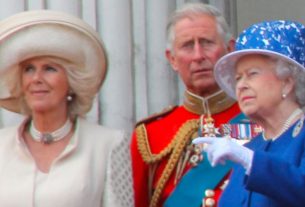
[263,108,303,140]
[29,119,72,144]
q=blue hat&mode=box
[214,20,305,99]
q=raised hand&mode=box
[193,137,253,173]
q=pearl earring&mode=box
[282,93,287,99]
[67,95,73,101]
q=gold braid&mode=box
[136,123,177,164]
[135,119,199,207]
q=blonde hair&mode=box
[9,56,101,117]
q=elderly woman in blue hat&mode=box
[193,20,305,206]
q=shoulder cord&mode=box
[136,119,199,207]
[136,123,178,163]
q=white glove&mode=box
[193,137,254,174]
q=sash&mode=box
[164,113,248,207]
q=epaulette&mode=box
[135,105,177,127]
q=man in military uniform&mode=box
[131,3,246,207]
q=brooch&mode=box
[293,117,304,138]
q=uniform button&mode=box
[205,198,215,207]
[205,189,215,197]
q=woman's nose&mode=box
[32,70,43,82]
[236,77,249,93]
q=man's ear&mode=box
[165,49,178,72]
[227,38,235,53]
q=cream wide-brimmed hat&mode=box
[0,10,107,112]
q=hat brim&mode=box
[0,10,108,113]
[214,49,305,99]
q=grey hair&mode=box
[166,2,233,51]
[274,58,305,107]
[14,56,100,117]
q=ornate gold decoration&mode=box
[183,90,236,115]
[136,119,199,207]
[200,115,220,137]
[136,124,176,164]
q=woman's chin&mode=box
[240,106,257,118]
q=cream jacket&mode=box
[0,117,134,207]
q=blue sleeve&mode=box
[246,150,305,206]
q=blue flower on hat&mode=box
[236,20,305,68]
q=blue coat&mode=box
[219,118,305,207]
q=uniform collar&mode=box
[183,90,236,115]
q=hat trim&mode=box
[215,49,305,99]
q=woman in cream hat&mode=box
[193,20,305,206]
[0,10,133,207]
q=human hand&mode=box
[192,137,253,172]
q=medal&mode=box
[199,115,220,137]
[220,123,262,140]
[189,145,203,166]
